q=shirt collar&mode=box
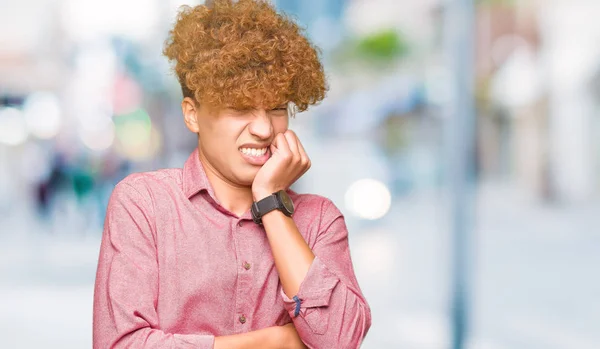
[183,148,213,199]
[182,148,296,220]
[182,148,254,220]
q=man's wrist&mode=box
[252,326,285,349]
[252,188,275,201]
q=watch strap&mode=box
[251,194,280,225]
[257,194,280,216]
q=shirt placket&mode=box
[233,219,253,333]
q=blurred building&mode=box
[476,0,600,203]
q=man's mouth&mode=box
[239,147,268,157]
[238,146,271,166]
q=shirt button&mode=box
[239,315,247,324]
[243,262,251,270]
[237,221,243,227]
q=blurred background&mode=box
[1,0,599,348]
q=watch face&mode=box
[278,191,294,215]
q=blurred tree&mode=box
[330,28,410,72]
[355,29,408,62]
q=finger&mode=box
[296,139,311,169]
[290,138,311,185]
[270,132,285,150]
[283,130,301,160]
[272,133,292,160]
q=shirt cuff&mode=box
[280,256,340,311]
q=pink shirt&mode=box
[93,149,371,348]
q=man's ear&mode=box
[182,97,200,133]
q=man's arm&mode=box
[251,131,371,349]
[94,181,213,348]
[94,180,305,349]
[256,201,371,349]
[253,191,314,298]
[214,324,307,349]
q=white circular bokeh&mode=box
[79,119,116,151]
[0,107,29,146]
[23,92,63,139]
[344,178,392,220]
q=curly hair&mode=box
[163,0,327,112]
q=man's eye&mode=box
[272,109,287,116]
[227,108,251,113]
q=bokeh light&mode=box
[114,108,161,160]
[61,0,159,41]
[79,118,116,151]
[22,92,63,139]
[0,107,29,146]
[344,178,392,220]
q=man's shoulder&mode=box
[288,190,340,215]
[116,168,183,193]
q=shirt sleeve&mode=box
[280,199,372,349]
[93,180,215,349]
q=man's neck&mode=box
[198,151,253,217]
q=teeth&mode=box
[240,147,267,157]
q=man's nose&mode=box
[248,110,273,140]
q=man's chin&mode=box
[233,170,258,188]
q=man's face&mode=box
[183,99,290,187]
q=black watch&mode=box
[251,190,295,225]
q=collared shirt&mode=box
[93,149,371,349]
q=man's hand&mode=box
[278,323,308,349]
[213,323,307,349]
[252,130,310,200]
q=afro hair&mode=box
[163,0,328,112]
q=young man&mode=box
[93,1,371,348]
